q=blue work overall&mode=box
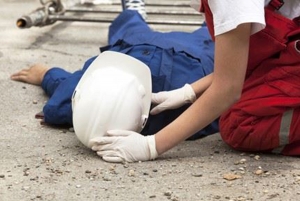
[41,10,218,139]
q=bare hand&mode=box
[10,64,49,85]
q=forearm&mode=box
[155,82,237,154]
[191,73,213,98]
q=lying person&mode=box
[11,0,218,162]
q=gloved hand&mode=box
[150,84,196,115]
[89,130,158,163]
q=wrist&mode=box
[146,135,158,160]
[184,84,196,103]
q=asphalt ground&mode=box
[1,0,300,201]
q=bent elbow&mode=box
[232,85,242,101]
[219,84,242,108]
[210,81,243,111]
[228,87,242,106]
[232,92,241,104]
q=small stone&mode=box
[0,175,5,178]
[164,191,172,196]
[223,173,242,181]
[239,159,247,164]
[128,170,135,177]
[254,155,260,160]
[234,161,240,165]
[23,171,29,176]
[238,167,245,171]
[263,190,269,194]
[76,184,81,188]
[191,173,203,177]
[255,169,263,175]
[22,186,30,191]
[149,195,156,198]
[268,193,279,199]
[32,100,38,104]
[102,176,111,181]
[236,197,246,201]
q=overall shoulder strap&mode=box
[200,0,215,40]
[267,0,284,11]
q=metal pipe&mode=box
[65,7,199,16]
[16,1,202,29]
[88,2,191,7]
[16,9,50,28]
[48,14,202,26]
[17,0,65,29]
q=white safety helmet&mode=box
[71,51,152,148]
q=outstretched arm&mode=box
[155,23,251,154]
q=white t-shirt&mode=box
[190,0,300,36]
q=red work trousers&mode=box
[219,6,300,155]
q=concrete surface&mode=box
[1,0,300,201]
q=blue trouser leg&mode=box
[108,10,151,45]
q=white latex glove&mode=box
[150,84,196,115]
[89,130,158,163]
